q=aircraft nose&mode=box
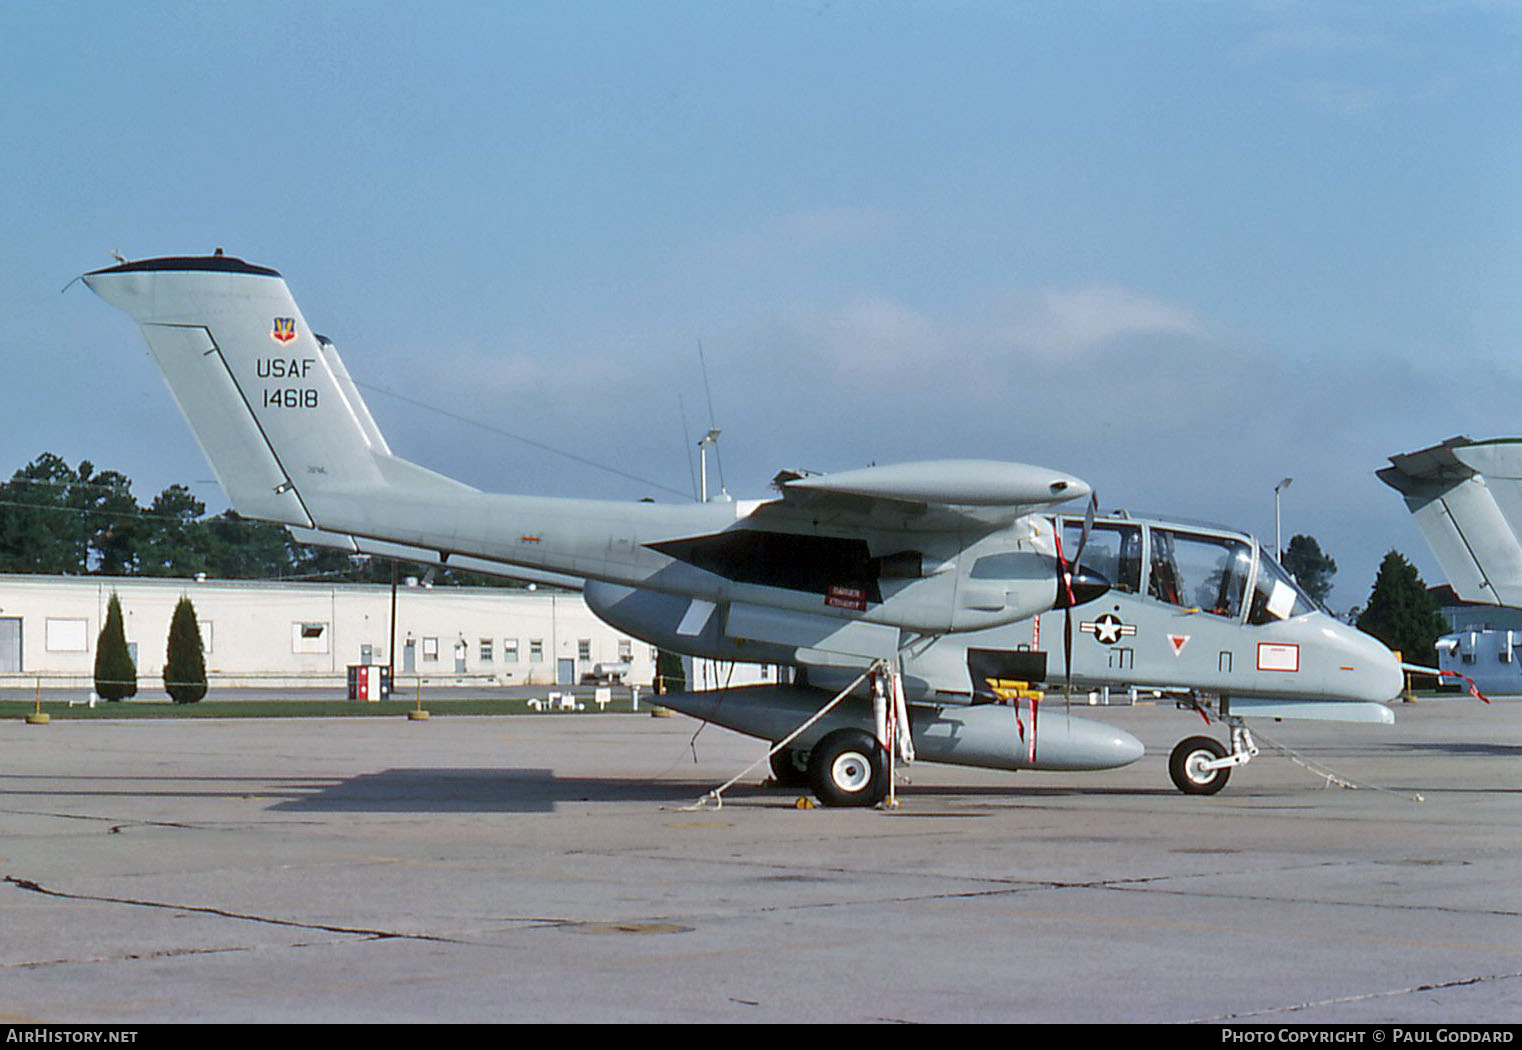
[1329,621,1404,702]
[1056,565,1110,609]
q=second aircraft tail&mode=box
[1379,436,1522,606]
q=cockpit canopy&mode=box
[1057,516,1317,625]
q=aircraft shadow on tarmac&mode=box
[267,768,779,813]
[264,768,1182,813]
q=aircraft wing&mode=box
[761,459,1091,530]
[1379,436,1522,606]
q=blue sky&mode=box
[4,1,1521,611]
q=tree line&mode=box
[0,452,500,585]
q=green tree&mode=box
[78,463,140,575]
[1356,551,1448,663]
[93,591,137,701]
[0,454,139,574]
[0,453,92,573]
[164,596,208,703]
[1282,534,1337,606]
[199,510,303,579]
[137,484,207,576]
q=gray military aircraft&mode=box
[83,253,1403,805]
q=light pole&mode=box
[1274,477,1293,559]
[698,428,721,503]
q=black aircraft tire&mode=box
[807,729,890,808]
[768,746,811,788]
[1169,735,1231,795]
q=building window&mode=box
[292,622,329,654]
[422,637,439,662]
[530,639,543,662]
[45,618,88,652]
[504,638,518,663]
[618,638,632,661]
[479,638,493,662]
[578,639,592,662]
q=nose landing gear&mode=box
[1168,714,1259,795]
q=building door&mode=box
[454,642,467,674]
[0,618,19,672]
[403,640,415,673]
[557,658,574,686]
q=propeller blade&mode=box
[1073,492,1098,566]
[1054,529,1077,712]
[1055,495,1103,715]
[1063,591,1075,711]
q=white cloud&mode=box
[785,282,1210,379]
[794,294,947,370]
[1231,24,1389,64]
[682,206,901,273]
[993,285,1209,361]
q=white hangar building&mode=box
[0,574,654,690]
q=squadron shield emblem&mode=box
[270,317,297,344]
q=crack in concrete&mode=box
[4,875,461,943]
[0,806,326,831]
[0,808,198,828]
[589,846,1522,920]
[1103,879,1522,919]
[2,944,255,970]
[1188,969,1522,1022]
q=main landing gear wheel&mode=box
[807,728,890,808]
[768,746,810,788]
[1169,735,1231,795]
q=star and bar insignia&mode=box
[1080,612,1136,646]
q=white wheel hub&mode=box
[831,752,872,792]
[1185,750,1217,784]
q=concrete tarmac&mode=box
[1,698,1519,1023]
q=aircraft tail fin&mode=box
[82,255,472,530]
[1379,437,1522,605]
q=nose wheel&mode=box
[1168,723,1258,795]
[1169,736,1230,794]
